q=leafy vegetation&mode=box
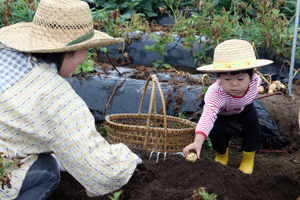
[90,0,194,20]
[88,0,299,68]
[193,187,217,200]
[1,0,299,70]
[0,0,37,27]
[0,153,21,190]
[145,32,174,69]
[73,50,95,75]
[98,125,108,137]
[108,190,123,200]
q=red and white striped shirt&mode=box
[195,73,262,139]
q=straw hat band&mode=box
[196,39,273,72]
[214,58,257,70]
[67,29,94,46]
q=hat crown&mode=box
[0,0,124,53]
[213,39,256,63]
[29,0,93,47]
[196,39,273,72]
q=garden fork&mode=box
[149,151,185,163]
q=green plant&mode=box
[98,126,108,137]
[108,190,123,200]
[91,5,151,39]
[125,13,151,33]
[3,0,299,69]
[89,0,194,20]
[178,111,187,119]
[0,153,19,189]
[0,0,37,27]
[164,0,186,23]
[90,0,165,19]
[205,137,214,151]
[281,0,297,27]
[179,0,299,66]
[145,32,174,69]
[201,84,209,92]
[152,60,172,69]
[74,50,95,75]
[193,187,217,200]
[91,6,125,37]
[238,0,298,59]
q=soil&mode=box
[48,57,300,200]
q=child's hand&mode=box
[183,134,206,159]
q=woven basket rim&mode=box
[105,75,197,152]
[105,113,197,131]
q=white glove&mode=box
[132,153,143,165]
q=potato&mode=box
[185,152,197,163]
[258,86,264,94]
[268,83,277,91]
[273,80,281,85]
[268,89,274,94]
[278,83,286,89]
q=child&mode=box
[183,39,273,174]
[0,0,141,199]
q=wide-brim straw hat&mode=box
[0,0,124,53]
[197,39,273,72]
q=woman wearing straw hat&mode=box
[0,0,142,199]
[183,39,273,174]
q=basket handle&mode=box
[139,74,167,150]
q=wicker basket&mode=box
[105,74,197,153]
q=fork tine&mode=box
[149,151,183,162]
[156,152,160,163]
[149,151,155,160]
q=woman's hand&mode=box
[183,134,206,159]
[132,153,143,165]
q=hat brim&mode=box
[0,22,124,53]
[196,59,273,73]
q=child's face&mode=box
[219,72,250,96]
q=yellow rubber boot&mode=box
[214,146,229,165]
[238,151,255,174]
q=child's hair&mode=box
[32,52,65,68]
[217,69,254,78]
[31,52,75,72]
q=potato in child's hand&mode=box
[185,152,197,163]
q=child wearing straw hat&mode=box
[0,0,142,199]
[183,39,273,174]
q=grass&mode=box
[0,153,20,189]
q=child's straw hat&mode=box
[0,0,123,53]
[197,39,273,72]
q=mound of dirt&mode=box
[48,60,300,200]
[48,85,300,200]
[258,85,300,153]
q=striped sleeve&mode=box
[195,91,225,138]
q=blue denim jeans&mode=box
[15,153,61,200]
